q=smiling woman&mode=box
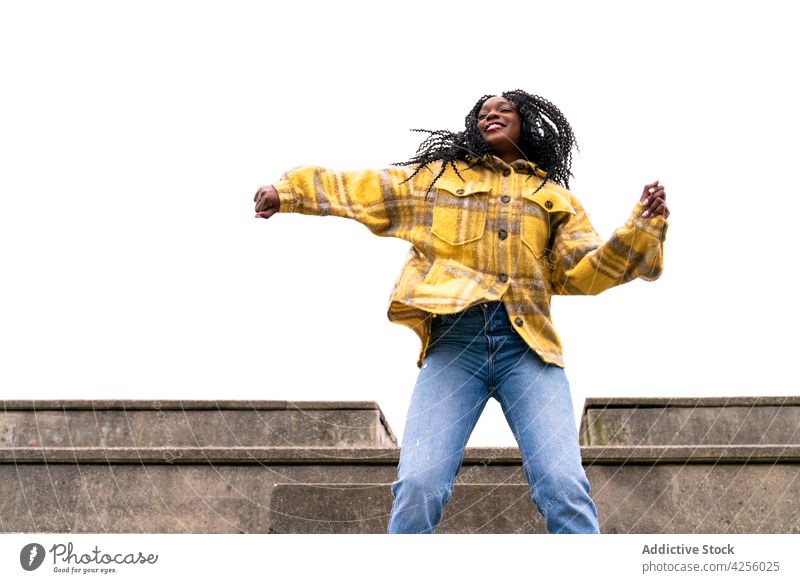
[390,90,584,199]
[253,89,670,534]
[477,96,522,162]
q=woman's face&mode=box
[476,96,522,157]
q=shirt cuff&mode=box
[626,200,669,242]
[272,177,301,213]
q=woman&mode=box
[254,89,669,534]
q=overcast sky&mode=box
[2,0,798,447]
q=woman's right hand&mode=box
[254,185,280,219]
[639,180,669,218]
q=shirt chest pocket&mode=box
[430,179,489,246]
[520,190,576,257]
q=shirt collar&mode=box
[464,153,548,178]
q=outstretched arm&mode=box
[548,181,670,295]
[254,165,416,238]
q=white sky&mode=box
[1,0,798,447]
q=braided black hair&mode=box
[394,89,578,192]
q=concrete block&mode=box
[580,397,800,446]
[1,400,397,448]
[268,483,543,534]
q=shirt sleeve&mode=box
[547,196,669,295]
[271,165,415,237]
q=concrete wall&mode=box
[2,398,798,533]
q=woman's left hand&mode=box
[640,180,669,218]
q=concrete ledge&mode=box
[1,399,392,410]
[584,397,800,407]
[3,445,800,464]
[1,400,397,448]
[580,396,800,446]
[582,445,800,463]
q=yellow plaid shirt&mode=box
[272,154,668,368]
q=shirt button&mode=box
[456,188,465,194]
[482,303,489,308]
[501,195,510,203]
[498,273,508,283]
[514,317,524,326]
[498,229,508,240]
[503,169,510,177]
[545,200,553,209]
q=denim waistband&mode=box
[431,301,515,337]
[459,300,505,314]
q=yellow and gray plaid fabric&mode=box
[273,154,668,368]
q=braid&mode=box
[393,90,577,191]
[503,89,577,189]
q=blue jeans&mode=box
[387,301,599,534]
